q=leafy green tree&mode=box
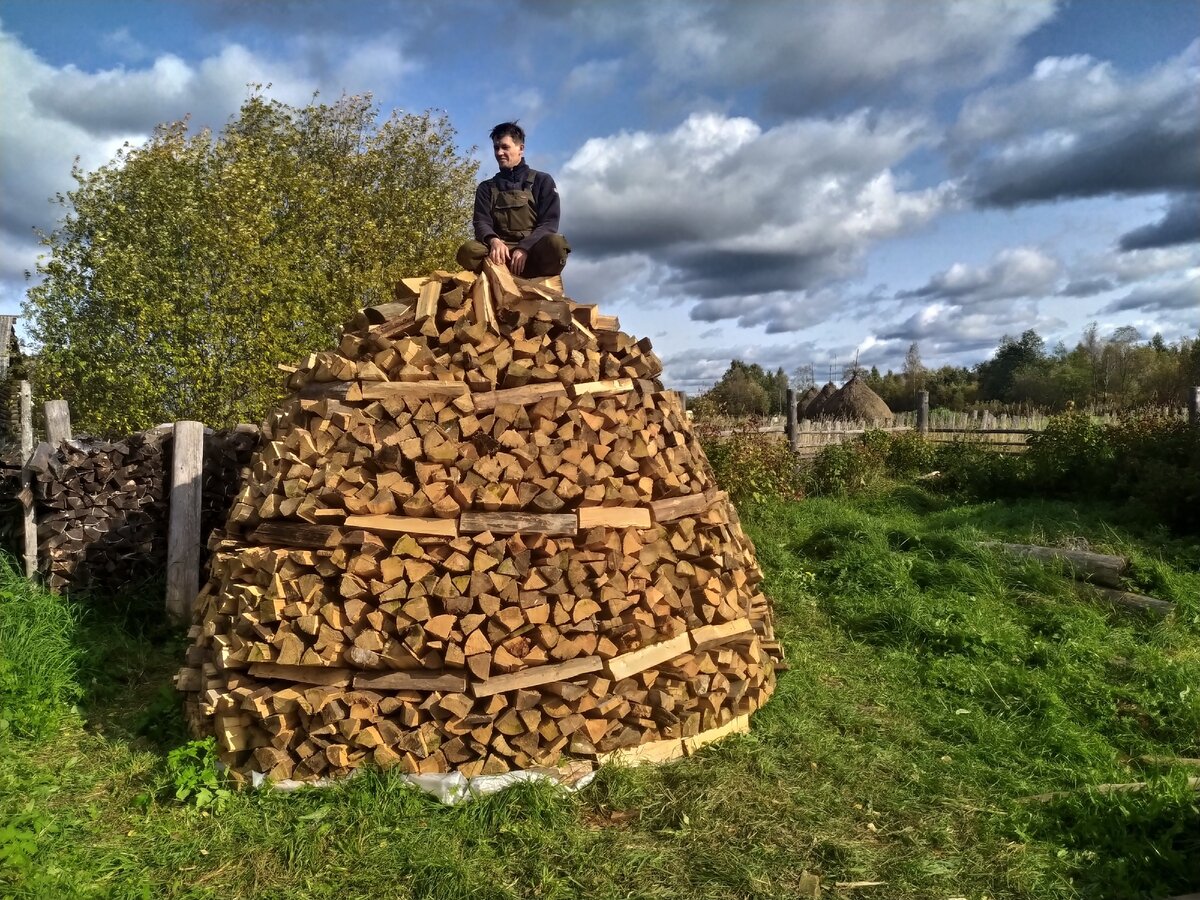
[25,93,478,433]
[977,329,1047,402]
[708,364,770,416]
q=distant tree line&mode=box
[698,326,1200,416]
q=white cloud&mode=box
[1099,273,1200,315]
[951,40,1200,205]
[559,110,952,330]
[561,59,622,97]
[28,45,316,137]
[554,0,1057,113]
[898,246,1062,305]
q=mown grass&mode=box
[2,485,1198,899]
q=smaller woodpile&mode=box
[820,375,892,421]
[25,426,258,594]
[27,432,168,592]
[801,382,838,420]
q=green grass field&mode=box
[2,485,1198,899]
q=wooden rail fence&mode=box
[714,388,1199,459]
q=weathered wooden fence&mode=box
[717,388,1199,460]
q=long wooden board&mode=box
[459,511,578,536]
[472,655,602,698]
[359,381,469,400]
[249,663,354,686]
[578,506,652,529]
[249,521,343,549]
[353,671,468,692]
[343,515,458,537]
[605,632,691,681]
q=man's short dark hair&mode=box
[490,122,525,145]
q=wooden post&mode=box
[785,388,797,450]
[678,391,688,412]
[44,399,71,445]
[1190,386,1199,425]
[166,421,205,625]
[917,390,929,435]
[19,381,37,578]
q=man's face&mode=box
[493,136,524,169]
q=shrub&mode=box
[931,439,1026,499]
[0,556,81,739]
[808,436,887,497]
[1108,412,1200,532]
[883,430,937,478]
[698,426,804,504]
[1024,412,1115,495]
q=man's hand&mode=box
[510,248,528,276]
[488,238,511,266]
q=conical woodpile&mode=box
[821,375,892,421]
[802,382,838,419]
[176,263,782,783]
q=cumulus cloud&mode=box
[880,301,1065,354]
[897,246,1061,305]
[1100,274,1200,314]
[559,111,952,330]
[1118,192,1200,251]
[1059,245,1200,297]
[537,0,1056,113]
[562,59,622,97]
[951,41,1200,206]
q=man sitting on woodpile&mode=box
[456,122,571,279]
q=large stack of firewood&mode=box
[177,264,782,782]
[26,426,258,594]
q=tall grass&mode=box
[0,555,81,739]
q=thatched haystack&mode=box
[802,382,838,419]
[794,386,819,418]
[820,375,892,421]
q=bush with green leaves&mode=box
[161,738,232,812]
[883,429,937,477]
[25,93,478,434]
[0,556,80,739]
[807,440,885,496]
[698,425,804,504]
[1108,412,1200,532]
[1024,411,1115,494]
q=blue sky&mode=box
[1,0,1197,392]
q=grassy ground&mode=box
[2,485,1198,899]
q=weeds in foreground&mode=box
[0,557,80,739]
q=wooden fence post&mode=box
[19,381,37,578]
[44,399,71,446]
[917,391,929,435]
[785,388,797,450]
[1190,386,1199,425]
[166,421,205,625]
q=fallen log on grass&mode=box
[1023,776,1200,803]
[988,542,1128,588]
[1077,584,1174,618]
[1138,756,1200,768]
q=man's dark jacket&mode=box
[471,160,561,253]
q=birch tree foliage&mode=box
[24,93,478,434]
